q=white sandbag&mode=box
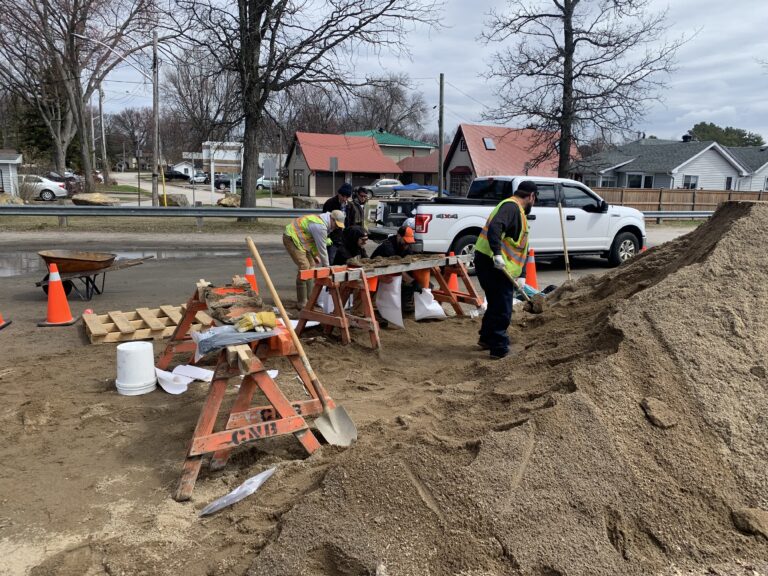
[376,275,404,328]
[317,287,353,314]
[414,288,446,321]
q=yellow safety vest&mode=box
[285,215,325,255]
[475,197,529,277]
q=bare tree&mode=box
[0,30,77,171]
[174,0,441,207]
[0,0,171,192]
[162,49,242,150]
[347,74,429,139]
[108,107,152,163]
[482,0,684,176]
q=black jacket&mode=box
[333,226,369,265]
[371,235,411,258]
[322,196,347,248]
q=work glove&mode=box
[515,278,526,291]
[493,255,505,270]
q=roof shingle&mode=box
[294,132,402,174]
[456,125,560,177]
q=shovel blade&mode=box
[314,406,358,447]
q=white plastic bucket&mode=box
[115,341,157,396]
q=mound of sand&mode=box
[247,202,768,575]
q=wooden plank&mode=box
[89,323,204,344]
[195,310,214,325]
[108,311,135,334]
[160,305,183,324]
[135,307,164,331]
[81,313,108,336]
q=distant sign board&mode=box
[329,157,338,172]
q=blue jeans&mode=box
[475,252,514,356]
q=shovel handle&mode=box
[500,266,533,303]
[246,237,330,410]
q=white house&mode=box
[172,161,196,176]
[729,146,768,191]
[0,150,22,196]
[572,138,747,190]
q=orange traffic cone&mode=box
[0,310,10,331]
[38,264,77,327]
[244,257,259,293]
[447,252,459,292]
[525,249,539,290]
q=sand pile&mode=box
[247,202,768,575]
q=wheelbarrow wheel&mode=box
[41,274,74,296]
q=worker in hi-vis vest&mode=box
[473,180,538,360]
[283,209,346,309]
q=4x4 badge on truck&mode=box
[435,213,458,219]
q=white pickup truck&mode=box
[412,176,647,268]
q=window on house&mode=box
[764,177,768,191]
[683,175,699,189]
[450,174,471,196]
[600,176,617,188]
[582,175,599,188]
[296,145,302,158]
[460,139,467,151]
[627,173,653,188]
[725,176,733,190]
[293,169,305,187]
[482,137,496,150]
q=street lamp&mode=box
[73,31,160,206]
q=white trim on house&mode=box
[598,159,634,174]
[670,143,747,176]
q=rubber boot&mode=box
[296,279,308,310]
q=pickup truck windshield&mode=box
[467,179,513,200]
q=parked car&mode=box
[189,171,208,184]
[20,175,68,201]
[45,171,83,194]
[412,176,646,270]
[163,169,188,181]
[367,178,403,197]
[256,176,279,190]
[213,174,242,190]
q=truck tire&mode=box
[608,231,639,266]
[452,233,478,274]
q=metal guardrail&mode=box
[642,211,714,219]
[0,206,713,219]
[0,206,320,218]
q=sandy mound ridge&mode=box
[247,202,768,576]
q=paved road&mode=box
[0,225,694,322]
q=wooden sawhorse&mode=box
[157,285,329,501]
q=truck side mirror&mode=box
[600,200,609,212]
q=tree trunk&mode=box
[558,0,575,178]
[240,109,259,209]
[53,142,67,173]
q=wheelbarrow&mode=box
[35,250,154,301]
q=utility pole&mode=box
[151,30,159,206]
[99,84,109,185]
[90,91,97,172]
[438,72,445,198]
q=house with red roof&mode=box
[285,132,402,197]
[444,124,560,195]
[397,149,445,186]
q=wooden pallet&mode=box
[82,304,214,344]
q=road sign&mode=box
[329,157,338,172]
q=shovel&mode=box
[500,266,546,314]
[246,237,358,447]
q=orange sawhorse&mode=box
[429,257,484,314]
[296,266,381,349]
[157,285,328,501]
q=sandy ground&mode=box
[2,214,765,576]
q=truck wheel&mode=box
[453,234,478,275]
[608,231,639,266]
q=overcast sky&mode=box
[104,0,768,143]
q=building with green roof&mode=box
[344,129,435,163]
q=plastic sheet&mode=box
[190,325,277,361]
[199,467,276,516]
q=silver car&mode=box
[20,175,68,201]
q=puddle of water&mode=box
[0,250,244,277]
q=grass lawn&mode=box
[0,215,290,234]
